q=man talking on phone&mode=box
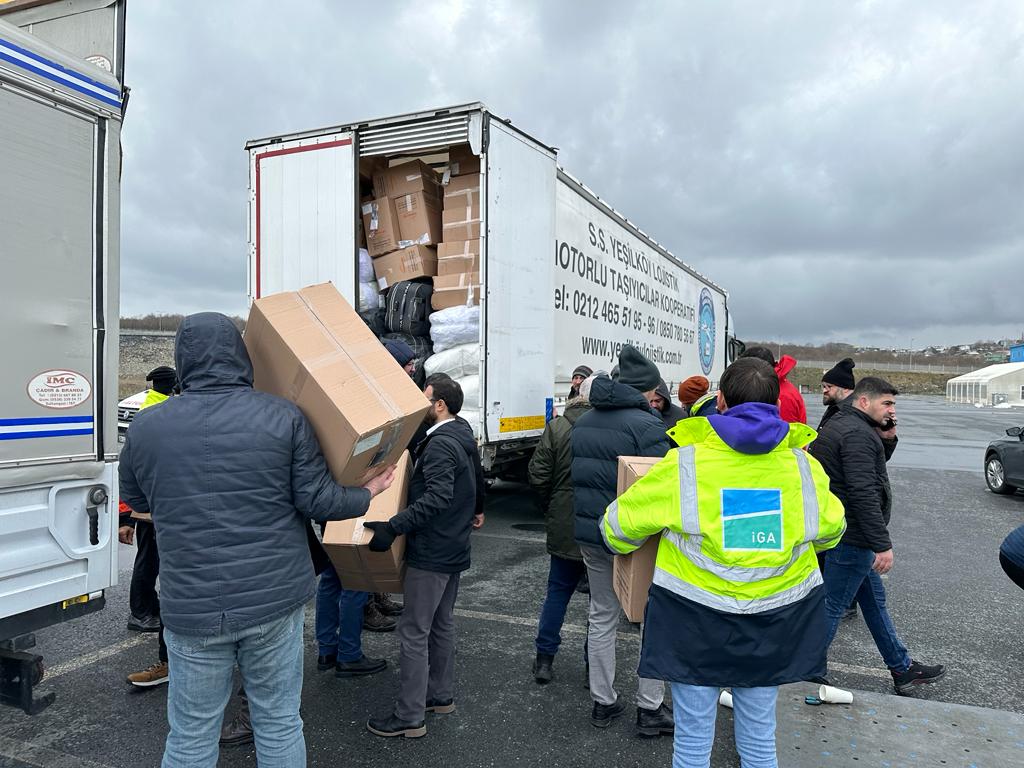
[809,377,945,694]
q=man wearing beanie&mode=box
[678,375,715,418]
[570,346,673,736]
[818,358,856,432]
[569,364,593,399]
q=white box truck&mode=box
[246,103,738,475]
[0,0,125,714]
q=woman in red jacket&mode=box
[739,347,807,424]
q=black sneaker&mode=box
[532,652,554,684]
[636,703,674,738]
[126,614,161,633]
[335,655,387,678]
[891,660,946,694]
[841,606,859,621]
[591,696,625,728]
[375,593,404,616]
[425,698,455,714]
[576,573,590,595]
[367,713,426,738]
[317,653,337,671]
[219,699,253,747]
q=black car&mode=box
[984,425,1024,494]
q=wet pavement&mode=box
[2,396,1023,767]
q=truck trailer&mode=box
[246,103,738,475]
[0,0,125,714]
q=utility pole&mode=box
[909,338,914,369]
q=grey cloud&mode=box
[119,0,1024,347]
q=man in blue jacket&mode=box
[571,345,673,735]
[120,312,395,767]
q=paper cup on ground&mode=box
[818,685,853,704]
[718,690,733,709]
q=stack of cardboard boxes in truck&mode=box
[244,282,433,591]
[434,146,482,310]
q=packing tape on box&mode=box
[441,168,451,185]
[291,292,405,425]
[444,188,478,203]
[404,194,413,210]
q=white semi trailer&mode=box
[0,0,125,714]
[246,103,738,475]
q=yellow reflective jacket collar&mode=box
[667,412,817,452]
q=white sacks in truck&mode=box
[357,248,380,311]
[424,343,479,379]
[429,304,480,353]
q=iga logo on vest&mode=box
[721,488,783,551]
[698,288,715,376]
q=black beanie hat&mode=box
[822,358,856,390]
[572,364,593,379]
[146,366,178,396]
[617,345,661,392]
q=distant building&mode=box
[1011,343,1024,363]
[946,363,1024,406]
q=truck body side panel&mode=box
[481,120,557,443]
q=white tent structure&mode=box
[946,362,1024,406]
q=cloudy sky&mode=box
[119,0,1024,348]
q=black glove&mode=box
[364,521,397,552]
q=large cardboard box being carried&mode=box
[244,283,431,486]
[395,191,442,246]
[322,450,411,592]
[432,272,480,310]
[361,197,401,257]
[614,457,662,622]
[372,245,437,290]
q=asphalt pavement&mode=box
[1,395,1023,767]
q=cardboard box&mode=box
[438,254,480,275]
[448,145,480,176]
[395,191,442,247]
[373,159,441,200]
[431,272,480,310]
[613,457,663,622]
[244,283,431,486]
[437,239,481,259]
[372,245,437,290]
[441,205,481,242]
[442,173,480,195]
[322,450,411,592]
[443,186,480,209]
[361,197,401,257]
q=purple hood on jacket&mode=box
[706,402,790,455]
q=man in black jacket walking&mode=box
[809,376,945,694]
[365,377,479,738]
[571,346,673,736]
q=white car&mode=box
[117,390,147,436]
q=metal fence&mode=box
[800,360,976,376]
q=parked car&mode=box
[984,426,1024,494]
[117,390,146,437]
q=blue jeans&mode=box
[670,683,778,768]
[535,555,586,655]
[823,542,911,672]
[162,606,305,768]
[315,565,369,662]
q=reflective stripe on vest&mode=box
[666,443,825,585]
[602,499,647,550]
[689,393,716,417]
[653,561,823,615]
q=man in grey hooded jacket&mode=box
[120,312,395,768]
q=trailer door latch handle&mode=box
[86,487,107,546]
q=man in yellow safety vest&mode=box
[601,357,846,768]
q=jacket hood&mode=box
[175,312,254,392]
[588,375,655,413]
[654,380,672,413]
[563,401,591,424]
[775,354,797,380]
[669,401,816,454]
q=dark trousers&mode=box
[395,568,460,723]
[1000,552,1024,591]
[535,555,586,656]
[130,520,160,619]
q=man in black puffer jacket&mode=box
[809,376,945,694]
[571,345,673,737]
[120,312,395,766]
[364,377,480,739]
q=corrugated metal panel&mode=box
[359,113,469,157]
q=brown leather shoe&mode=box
[126,661,168,688]
[363,602,397,633]
[374,592,404,616]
